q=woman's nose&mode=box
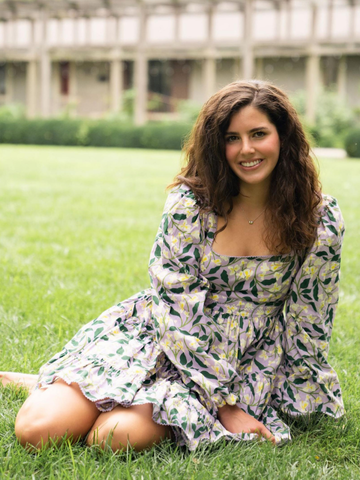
[241,138,255,155]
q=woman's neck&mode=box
[234,183,270,210]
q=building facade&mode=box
[0,0,359,124]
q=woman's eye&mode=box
[253,131,265,138]
[226,136,238,143]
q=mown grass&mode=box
[0,145,359,480]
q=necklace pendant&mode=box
[248,220,254,225]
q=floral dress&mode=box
[37,185,345,450]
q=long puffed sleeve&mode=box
[270,195,345,417]
[148,185,241,411]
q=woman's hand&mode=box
[218,404,275,445]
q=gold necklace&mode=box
[248,209,265,225]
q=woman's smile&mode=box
[225,105,281,191]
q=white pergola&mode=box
[0,0,359,123]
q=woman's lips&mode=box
[239,159,264,169]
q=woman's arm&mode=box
[149,185,242,412]
[270,195,345,417]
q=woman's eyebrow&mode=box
[225,126,270,134]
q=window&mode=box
[0,64,6,95]
[60,61,69,95]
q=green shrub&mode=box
[344,127,360,158]
[291,89,354,148]
[0,118,193,150]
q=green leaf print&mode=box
[293,378,307,385]
[296,339,308,352]
[192,302,200,315]
[221,271,229,284]
[234,281,245,292]
[173,213,187,221]
[154,244,161,258]
[300,278,310,289]
[180,353,187,365]
[201,371,218,380]
[163,216,169,235]
[314,284,319,301]
[171,287,184,294]
[327,224,338,236]
[170,307,181,318]
[287,387,296,402]
[209,266,221,274]
[94,327,104,338]
[261,278,277,285]
[98,366,105,376]
[214,331,222,342]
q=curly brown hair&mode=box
[171,80,322,254]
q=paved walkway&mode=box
[312,147,347,159]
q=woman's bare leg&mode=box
[87,403,173,452]
[15,379,100,450]
[0,372,38,392]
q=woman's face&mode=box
[224,105,281,192]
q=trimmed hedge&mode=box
[344,127,360,158]
[0,118,193,150]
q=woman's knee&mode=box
[86,404,172,452]
[15,380,100,449]
[15,404,67,449]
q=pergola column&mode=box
[203,56,216,102]
[305,3,320,123]
[202,5,216,101]
[110,52,123,113]
[255,57,264,80]
[134,4,147,125]
[305,52,321,123]
[26,59,37,117]
[242,0,254,79]
[40,12,51,117]
[69,61,77,115]
[40,50,51,117]
[337,56,347,100]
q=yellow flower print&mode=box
[229,265,240,275]
[260,263,270,274]
[257,382,264,393]
[213,259,222,266]
[179,221,190,232]
[300,401,309,412]
[244,269,253,280]
[179,274,191,283]
[226,305,237,314]
[260,351,268,360]
[227,393,237,405]
[244,394,251,403]
[315,396,322,404]
[272,262,282,271]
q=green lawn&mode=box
[0,145,359,479]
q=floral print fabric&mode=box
[37,185,345,450]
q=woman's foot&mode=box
[0,372,38,392]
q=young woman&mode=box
[1,80,345,452]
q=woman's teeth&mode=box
[240,159,262,167]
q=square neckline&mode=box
[209,212,292,260]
